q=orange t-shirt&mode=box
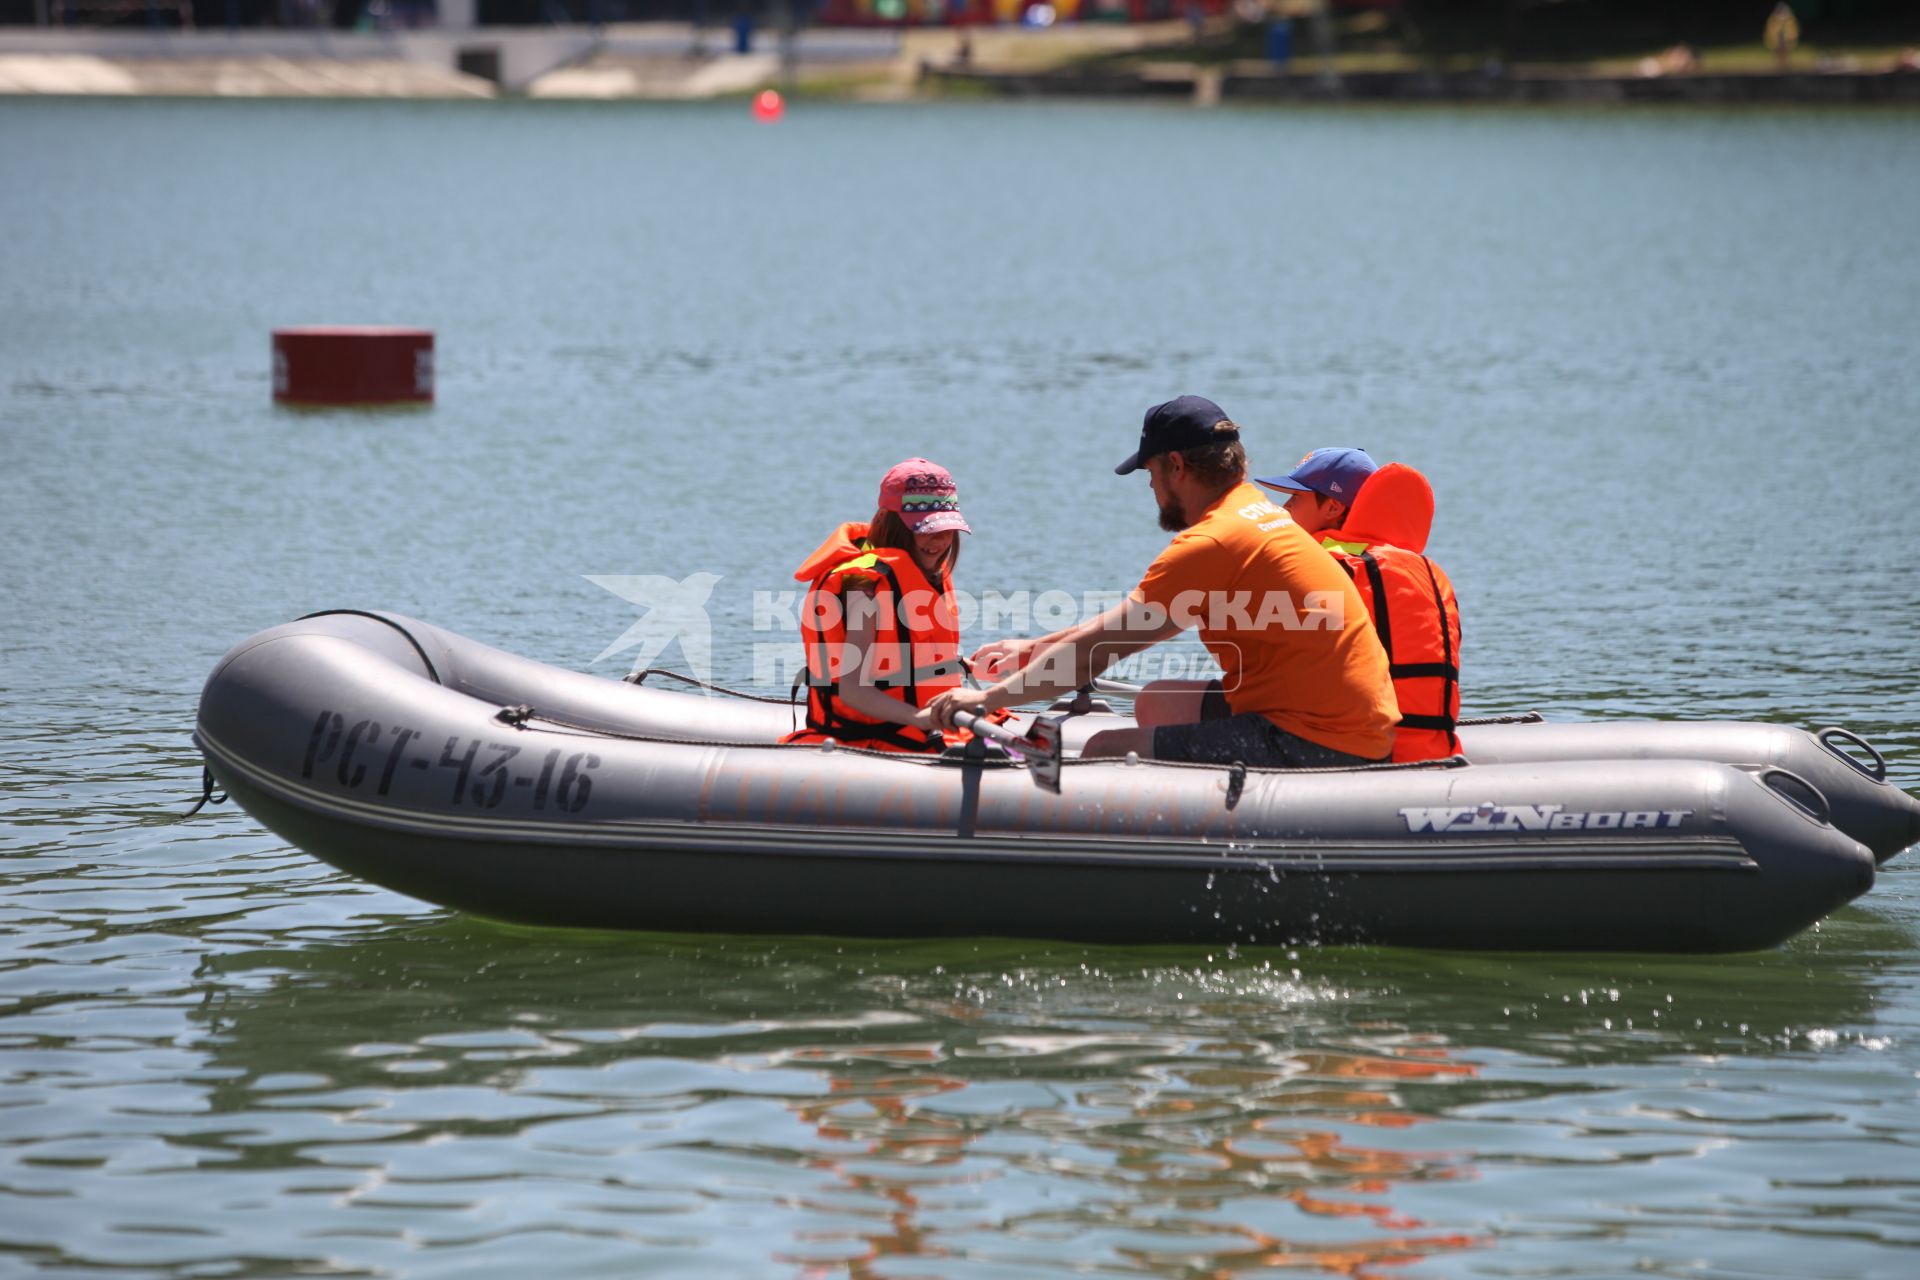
[1131,481,1398,759]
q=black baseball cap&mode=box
[1114,395,1239,476]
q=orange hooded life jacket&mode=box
[785,522,965,753]
[1319,464,1464,763]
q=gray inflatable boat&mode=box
[192,611,1917,952]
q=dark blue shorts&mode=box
[1151,681,1385,769]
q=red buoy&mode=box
[752,89,784,123]
[272,327,434,406]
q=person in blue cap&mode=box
[927,397,1398,768]
[1257,448,1466,763]
[1252,446,1379,539]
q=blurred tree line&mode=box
[1378,0,1916,63]
[2,0,1914,45]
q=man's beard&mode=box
[1157,493,1189,532]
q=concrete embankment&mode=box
[0,22,904,100]
[0,48,493,98]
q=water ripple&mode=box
[5,98,1920,1279]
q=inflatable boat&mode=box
[192,611,1918,952]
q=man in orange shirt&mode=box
[927,396,1397,767]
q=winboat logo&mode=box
[587,573,722,686]
[1400,802,1695,833]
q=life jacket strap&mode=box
[1417,553,1461,753]
[876,658,967,689]
[1359,550,1393,659]
[826,721,946,752]
[804,581,848,738]
[1389,661,1461,681]
[796,656,962,690]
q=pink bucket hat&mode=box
[879,459,971,535]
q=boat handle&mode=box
[1759,767,1832,826]
[1816,726,1887,783]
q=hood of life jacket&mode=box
[1324,462,1435,554]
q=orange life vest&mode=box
[1319,464,1464,763]
[785,522,965,754]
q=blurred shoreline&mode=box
[2,19,1917,103]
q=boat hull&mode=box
[193,611,1883,952]
[321,610,1918,865]
[1457,717,1918,864]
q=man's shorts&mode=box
[1152,680,1386,769]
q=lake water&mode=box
[3,96,1919,1278]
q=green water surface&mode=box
[2,97,1918,1278]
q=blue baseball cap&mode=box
[1254,447,1378,502]
[1115,395,1239,476]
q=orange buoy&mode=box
[752,89,784,123]
[272,327,434,406]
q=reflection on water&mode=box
[1,911,1907,1275]
[777,1041,1486,1278]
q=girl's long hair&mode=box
[866,509,961,581]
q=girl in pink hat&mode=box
[786,460,975,753]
